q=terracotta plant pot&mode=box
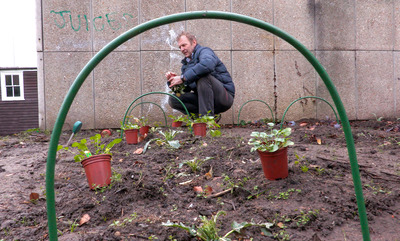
[125,129,139,144]
[81,154,112,190]
[193,123,207,137]
[257,147,288,180]
[139,125,150,136]
[172,121,183,127]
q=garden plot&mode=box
[0,119,400,240]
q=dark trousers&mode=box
[168,75,234,116]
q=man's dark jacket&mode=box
[181,44,235,97]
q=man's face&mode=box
[178,36,196,58]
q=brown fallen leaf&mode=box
[300,122,308,127]
[193,186,203,193]
[277,222,285,228]
[316,138,322,145]
[205,186,213,195]
[29,192,39,201]
[205,167,213,180]
[133,148,143,154]
[79,214,90,226]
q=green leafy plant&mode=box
[143,130,182,152]
[110,169,123,184]
[210,129,222,137]
[109,213,138,227]
[162,210,273,241]
[273,188,301,200]
[248,123,294,152]
[136,116,149,127]
[190,113,220,129]
[365,182,392,195]
[372,113,383,122]
[179,157,212,173]
[57,134,122,162]
[120,117,140,130]
[169,114,188,123]
[293,209,319,227]
[67,218,78,233]
[294,153,310,173]
[170,83,186,97]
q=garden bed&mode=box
[0,118,400,240]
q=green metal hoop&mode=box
[126,101,168,124]
[45,11,370,241]
[280,96,340,129]
[237,99,275,124]
[121,91,190,138]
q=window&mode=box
[1,71,24,101]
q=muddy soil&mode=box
[0,119,400,241]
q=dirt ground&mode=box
[0,118,400,241]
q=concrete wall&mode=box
[37,0,400,130]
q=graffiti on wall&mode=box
[50,10,136,31]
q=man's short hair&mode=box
[176,31,197,43]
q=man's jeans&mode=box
[168,74,234,116]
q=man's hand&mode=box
[168,75,183,88]
[165,71,176,80]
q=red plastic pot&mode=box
[172,121,183,127]
[193,123,207,137]
[125,129,138,144]
[81,154,112,190]
[139,125,150,136]
[257,147,288,180]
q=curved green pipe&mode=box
[120,92,190,138]
[125,101,168,127]
[237,99,275,124]
[46,11,370,240]
[280,96,340,129]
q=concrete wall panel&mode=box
[232,51,275,122]
[92,0,140,51]
[215,51,234,124]
[141,51,179,125]
[315,0,356,50]
[44,52,94,130]
[316,51,357,120]
[275,0,314,51]
[94,52,141,129]
[43,0,92,51]
[356,0,394,50]
[187,0,231,50]
[232,0,274,50]
[394,52,400,117]
[38,1,400,130]
[356,51,394,119]
[276,51,317,121]
[394,1,400,50]
[140,0,185,51]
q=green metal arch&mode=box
[126,101,168,126]
[46,11,370,240]
[280,96,340,129]
[121,91,190,138]
[237,99,275,124]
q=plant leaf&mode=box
[162,220,197,236]
[168,140,181,149]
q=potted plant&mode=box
[136,116,150,136]
[169,114,187,127]
[121,119,140,144]
[248,123,294,180]
[58,134,122,189]
[189,114,220,137]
